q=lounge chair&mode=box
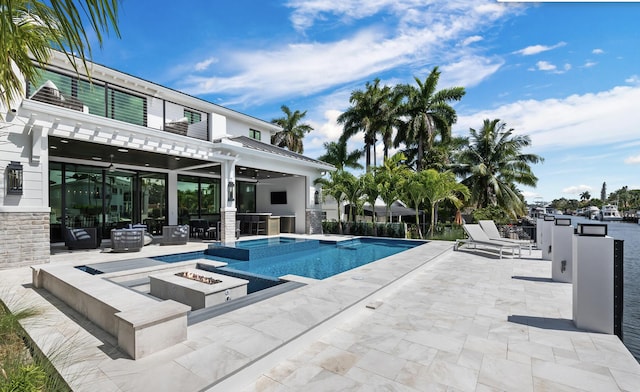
[455,224,522,259]
[478,220,533,254]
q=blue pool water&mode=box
[154,237,422,280]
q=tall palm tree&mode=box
[314,169,350,233]
[361,171,380,227]
[270,105,313,153]
[394,67,465,171]
[317,139,363,170]
[1,0,120,114]
[452,118,543,218]
[338,78,391,171]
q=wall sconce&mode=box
[227,181,235,202]
[6,161,23,195]
[314,190,319,205]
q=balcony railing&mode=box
[26,68,209,141]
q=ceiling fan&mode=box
[106,154,136,174]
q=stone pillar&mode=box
[306,209,323,235]
[220,160,237,244]
[0,209,50,269]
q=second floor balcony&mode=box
[26,67,209,141]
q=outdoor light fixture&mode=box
[314,190,319,205]
[108,154,116,172]
[577,223,608,237]
[6,161,23,195]
[555,218,572,226]
[227,181,235,202]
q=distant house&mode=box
[0,51,334,268]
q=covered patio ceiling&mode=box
[48,136,295,181]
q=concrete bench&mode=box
[32,265,189,359]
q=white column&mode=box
[167,172,178,225]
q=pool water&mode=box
[154,237,422,280]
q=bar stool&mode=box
[251,215,266,235]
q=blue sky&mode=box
[89,0,640,204]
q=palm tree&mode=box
[1,0,120,114]
[317,139,363,170]
[339,78,391,171]
[420,169,469,237]
[314,169,349,233]
[361,171,381,225]
[270,105,313,153]
[394,67,465,171]
[374,153,410,222]
[340,172,364,222]
[452,119,543,218]
[579,191,591,203]
[402,170,426,239]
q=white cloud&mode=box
[592,48,604,54]
[194,57,218,72]
[583,61,597,68]
[562,185,593,195]
[462,35,483,46]
[179,1,517,105]
[515,41,566,56]
[624,155,640,164]
[626,75,640,84]
[455,85,640,154]
[536,61,556,71]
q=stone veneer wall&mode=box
[306,210,323,235]
[220,210,236,243]
[0,212,50,269]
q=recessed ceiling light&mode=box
[92,157,102,161]
[117,148,128,153]
[50,145,57,149]
[60,139,69,143]
[145,163,150,166]
[175,157,181,161]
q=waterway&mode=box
[559,215,640,362]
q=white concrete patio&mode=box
[1,237,639,391]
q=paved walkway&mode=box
[1,238,639,391]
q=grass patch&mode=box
[0,302,71,391]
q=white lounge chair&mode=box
[478,220,533,254]
[455,224,522,259]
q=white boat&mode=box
[599,204,623,221]
[586,206,600,220]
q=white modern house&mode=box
[0,51,334,268]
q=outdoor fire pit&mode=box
[150,269,248,310]
[175,271,222,285]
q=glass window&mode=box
[77,79,106,116]
[177,175,200,224]
[236,181,256,213]
[49,162,64,242]
[184,109,202,124]
[105,171,134,231]
[64,165,103,229]
[140,173,167,235]
[108,88,146,126]
[177,175,221,224]
[27,69,73,98]
[249,129,261,141]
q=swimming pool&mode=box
[154,237,422,280]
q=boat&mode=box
[599,204,623,221]
[586,206,600,220]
